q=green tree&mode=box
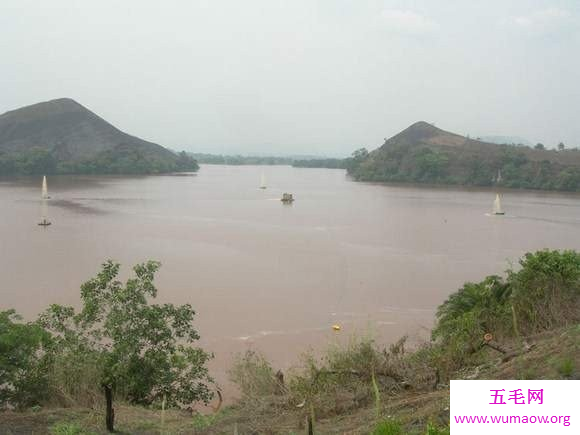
[413,148,449,180]
[344,147,369,173]
[534,143,545,150]
[39,261,213,432]
[352,148,369,160]
[0,310,52,409]
[558,142,565,151]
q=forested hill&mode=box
[0,98,197,175]
[347,121,580,191]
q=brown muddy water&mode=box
[1,165,580,400]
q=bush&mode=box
[432,276,511,369]
[229,350,281,400]
[0,310,52,409]
[432,250,580,372]
[509,250,580,334]
[284,336,410,418]
[47,345,103,407]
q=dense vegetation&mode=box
[0,147,198,176]
[347,144,580,191]
[345,122,580,191]
[0,261,212,432]
[433,250,580,372]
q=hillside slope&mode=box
[0,98,197,175]
[347,122,580,191]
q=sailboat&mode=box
[38,200,51,226]
[41,175,50,199]
[38,176,51,226]
[492,193,505,216]
[259,173,267,189]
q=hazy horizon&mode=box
[2,0,580,155]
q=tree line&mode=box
[0,148,198,176]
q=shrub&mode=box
[229,350,281,400]
[432,276,511,369]
[508,250,580,334]
[0,310,52,409]
[432,250,580,372]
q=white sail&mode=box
[496,169,502,184]
[38,175,51,225]
[493,193,504,215]
[41,176,49,199]
[259,173,267,189]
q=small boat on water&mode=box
[38,218,51,227]
[281,193,294,203]
[41,175,50,199]
[38,176,51,226]
[492,193,505,215]
[259,173,267,189]
[38,200,51,227]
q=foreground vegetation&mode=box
[1,250,579,433]
[0,261,213,432]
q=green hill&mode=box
[0,98,198,175]
[347,121,580,191]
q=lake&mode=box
[2,165,580,397]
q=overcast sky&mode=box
[2,0,579,156]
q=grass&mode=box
[49,422,92,435]
[372,419,402,435]
[555,357,575,378]
[425,422,450,435]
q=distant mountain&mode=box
[346,121,580,191]
[0,98,197,175]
